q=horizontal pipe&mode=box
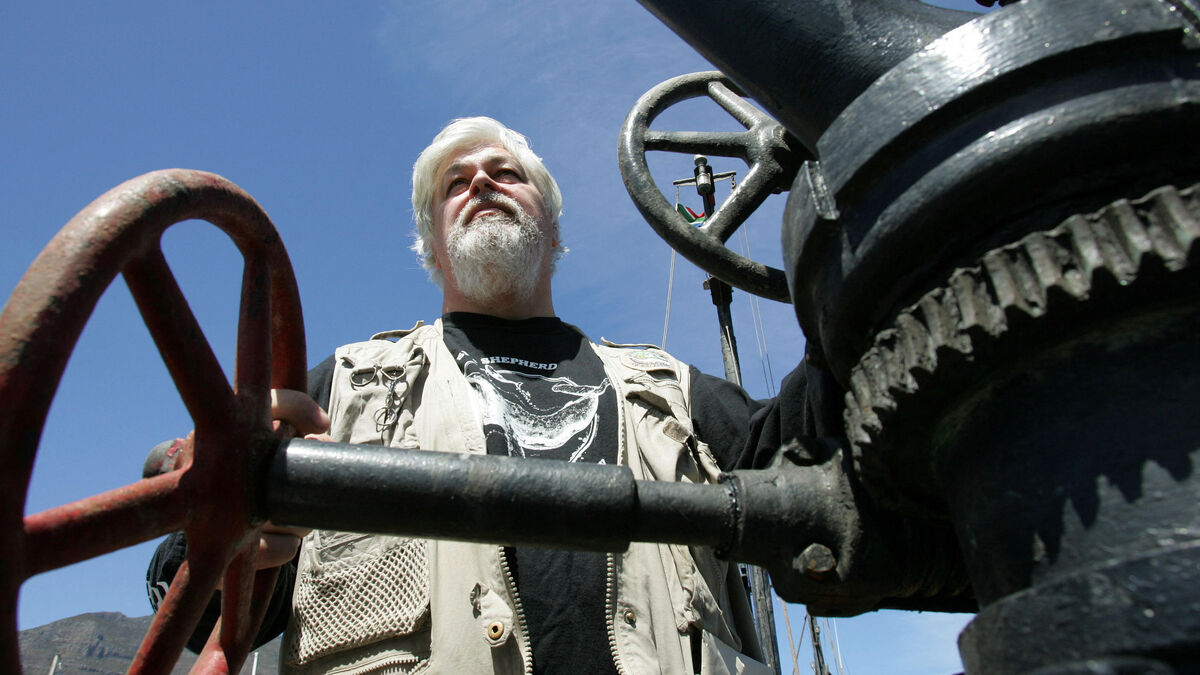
[265,439,736,552]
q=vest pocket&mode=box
[286,533,430,667]
[695,628,773,675]
[330,347,427,448]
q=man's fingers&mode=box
[257,532,304,569]
[270,389,330,436]
[215,531,304,590]
[262,521,312,538]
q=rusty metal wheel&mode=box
[618,70,804,303]
[0,170,306,674]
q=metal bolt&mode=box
[797,543,838,581]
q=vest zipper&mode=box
[318,650,422,675]
[606,361,629,674]
[499,546,534,675]
[364,654,421,675]
[604,551,628,675]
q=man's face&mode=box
[431,144,556,304]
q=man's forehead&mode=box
[438,144,519,178]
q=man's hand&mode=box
[241,389,332,573]
[271,388,331,438]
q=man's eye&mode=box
[497,169,521,181]
[446,179,467,195]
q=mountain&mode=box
[19,612,279,675]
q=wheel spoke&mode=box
[23,472,189,577]
[267,259,308,392]
[702,164,779,243]
[708,80,772,128]
[645,130,750,158]
[190,546,279,675]
[123,245,236,432]
[129,556,224,675]
[235,253,271,422]
[220,545,258,649]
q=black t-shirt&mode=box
[441,312,619,674]
[442,313,618,465]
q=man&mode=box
[150,117,808,673]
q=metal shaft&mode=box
[694,153,781,673]
[703,276,781,673]
[265,439,736,551]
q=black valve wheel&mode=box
[618,71,805,303]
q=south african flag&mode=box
[676,203,706,224]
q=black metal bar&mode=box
[691,152,780,671]
[264,439,734,551]
[704,276,742,386]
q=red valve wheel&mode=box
[0,170,307,674]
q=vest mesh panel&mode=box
[286,538,430,665]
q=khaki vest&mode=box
[281,321,769,675]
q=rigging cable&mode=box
[826,617,848,675]
[662,184,683,349]
[662,250,677,349]
[780,601,804,674]
[733,196,777,398]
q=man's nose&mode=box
[469,170,498,196]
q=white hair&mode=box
[410,116,564,287]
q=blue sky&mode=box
[3,2,991,672]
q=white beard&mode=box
[445,194,548,306]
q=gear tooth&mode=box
[843,398,874,447]
[948,270,980,329]
[982,250,1021,313]
[1142,186,1200,270]
[1064,214,1104,291]
[1092,200,1146,284]
[1111,198,1155,262]
[861,351,895,414]
[940,288,973,354]
[1014,234,1054,314]
[1044,225,1092,301]
[1050,239,1093,310]
[952,267,1006,338]
[896,312,936,380]
[846,368,882,437]
[847,366,872,413]
[917,292,950,350]
[874,331,901,394]
[876,328,917,396]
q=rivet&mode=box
[623,609,636,626]
[797,543,838,581]
[487,621,505,639]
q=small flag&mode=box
[676,203,706,224]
